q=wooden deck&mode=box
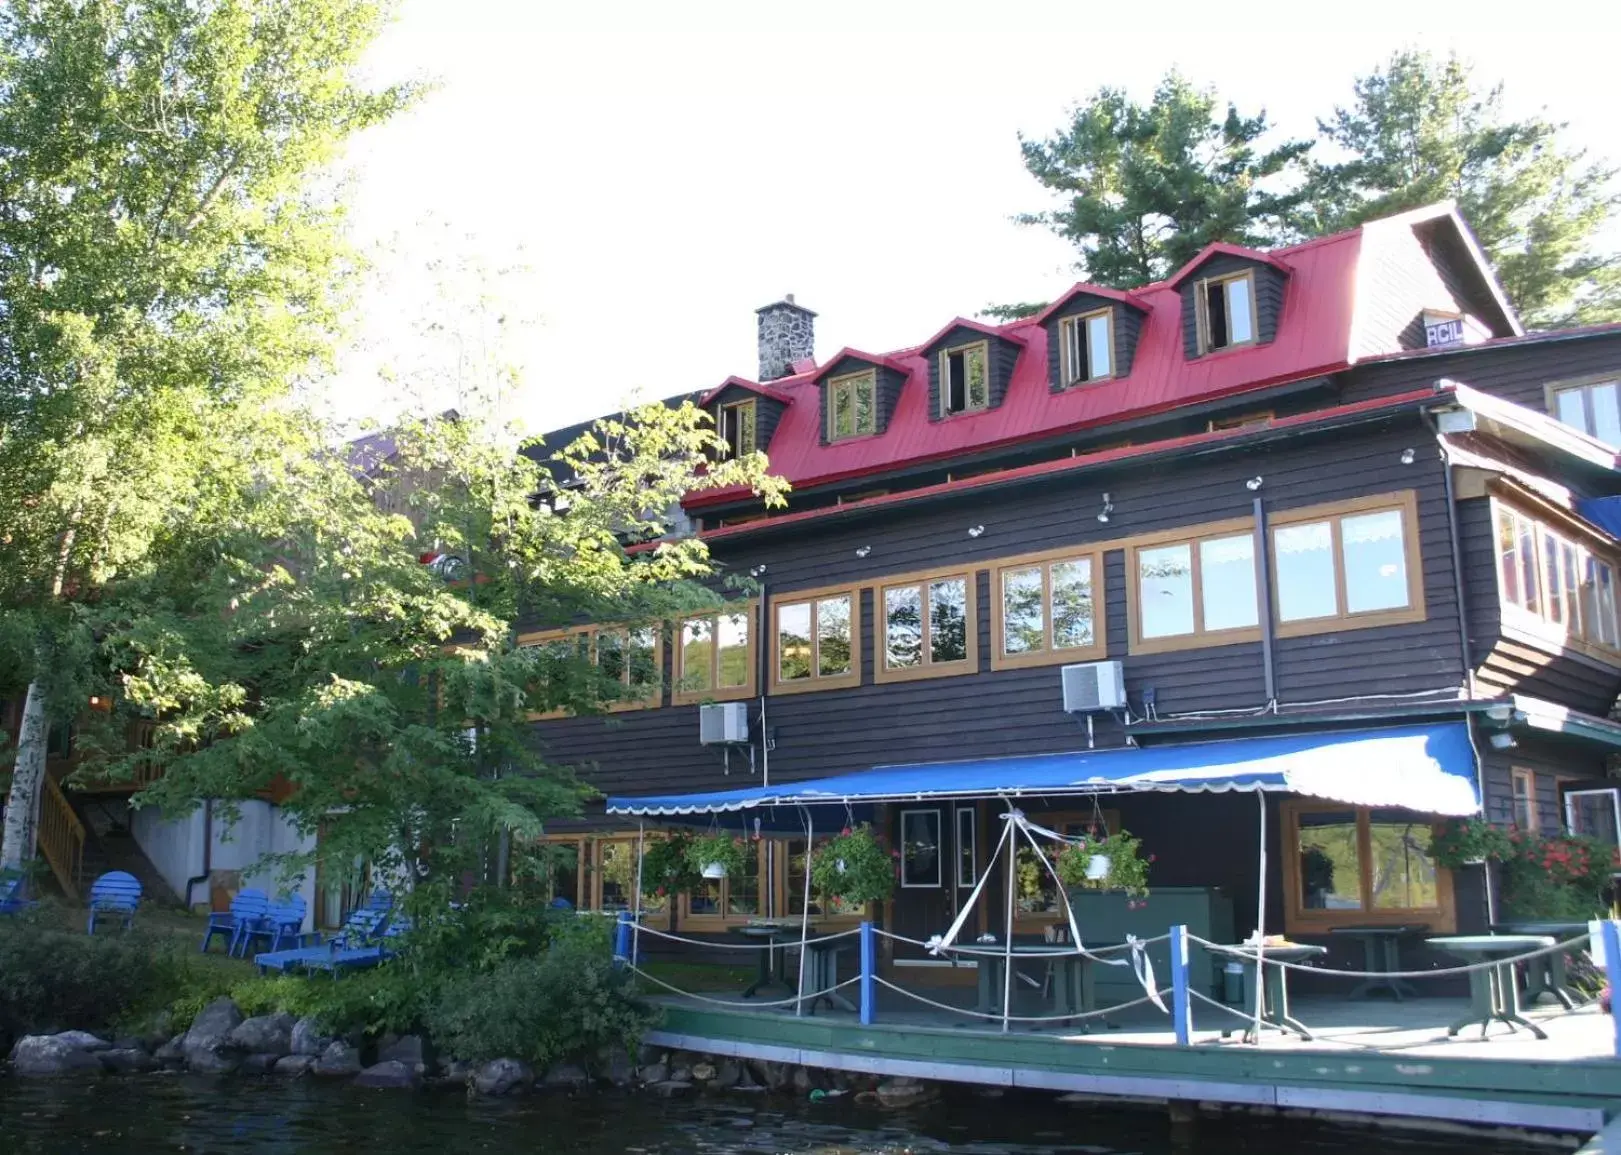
[644,989,1621,1136]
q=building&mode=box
[521,202,1621,986]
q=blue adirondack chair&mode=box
[254,905,391,974]
[1,874,36,915]
[86,871,142,934]
[241,894,315,955]
[199,888,269,955]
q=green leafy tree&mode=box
[1305,51,1620,327]
[1015,71,1312,289]
[0,0,414,869]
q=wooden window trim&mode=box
[1511,768,1538,832]
[870,564,980,684]
[826,369,878,442]
[517,624,663,718]
[769,582,862,695]
[680,838,768,926]
[938,339,992,418]
[1543,372,1621,440]
[989,544,1108,670]
[1124,516,1262,656]
[1057,307,1115,387]
[671,601,759,705]
[1490,493,1621,666]
[1194,270,1258,356]
[1269,490,1427,639]
[1207,411,1274,432]
[1279,799,1456,935]
[718,398,757,456]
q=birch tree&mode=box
[0,0,412,869]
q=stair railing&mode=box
[37,775,86,900]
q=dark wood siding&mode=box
[1179,255,1286,360]
[754,396,786,453]
[1479,735,1610,830]
[1339,332,1621,413]
[923,327,1019,421]
[532,415,1466,799]
[1042,295,1145,391]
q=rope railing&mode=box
[631,923,863,951]
[1187,932,1591,980]
[872,927,1171,957]
[873,976,1169,1025]
[627,964,863,1009]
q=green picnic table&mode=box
[1490,921,1590,1009]
[1428,934,1553,1039]
[957,943,1100,1030]
[1326,924,1428,1000]
[731,922,812,999]
[1219,943,1327,1043]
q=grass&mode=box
[637,960,755,993]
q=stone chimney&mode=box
[755,295,817,382]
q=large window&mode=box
[1270,492,1424,636]
[874,567,977,682]
[673,604,756,704]
[1195,272,1256,354]
[1281,801,1454,933]
[519,624,661,716]
[1549,376,1621,445]
[1494,499,1620,657]
[991,548,1106,669]
[1126,521,1260,653]
[1058,309,1113,386]
[686,845,761,921]
[939,341,990,417]
[827,370,877,442]
[717,398,756,457]
[771,586,860,693]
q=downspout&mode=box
[1424,411,1476,699]
[756,569,771,914]
[183,800,213,911]
[1252,495,1277,707]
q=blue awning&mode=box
[606,723,1480,817]
[1578,496,1621,540]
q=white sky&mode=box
[331,0,1621,436]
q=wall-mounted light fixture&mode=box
[1400,448,1416,465]
[1488,732,1518,750]
[1245,477,1263,492]
[854,545,871,558]
[967,525,985,538]
[749,564,767,578]
[1097,493,1114,524]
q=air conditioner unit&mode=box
[1061,661,1126,713]
[699,702,750,745]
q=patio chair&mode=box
[239,894,315,956]
[86,871,142,934]
[199,888,269,955]
[253,906,391,974]
[1,874,36,915]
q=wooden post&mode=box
[1602,920,1621,1058]
[1170,923,1191,1046]
[614,909,633,968]
[860,919,876,1026]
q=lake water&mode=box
[0,1077,1555,1153]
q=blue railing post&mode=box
[1170,923,1191,1047]
[859,920,877,1026]
[614,910,633,969]
[1602,920,1621,1058]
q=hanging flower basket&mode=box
[811,825,894,906]
[641,831,701,896]
[686,833,748,881]
[1428,817,1512,870]
[1055,829,1151,898]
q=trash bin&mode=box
[1222,962,1245,1005]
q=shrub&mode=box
[811,825,893,905]
[0,913,167,1044]
[423,923,656,1066]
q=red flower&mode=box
[654,887,666,897]
[1148,854,1157,863]
[841,827,852,836]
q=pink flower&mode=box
[1147,854,1156,863]
[841,827,852,836]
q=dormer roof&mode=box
[1032,284,1150,326]
[698,376,795,408]
[915,316,1028,357]
[812,348,912,381]
[1166,242,1293,289]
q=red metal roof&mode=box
[1031,283,1150,326]
[812,347,914,381]
[1165,241,1294,288]
[697,376,796,408]
[687,228,1365,508]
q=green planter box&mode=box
[1065,887,1235,1001]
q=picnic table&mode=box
[949,943,1099,1030]
[1489,921,1590,1009]
[1219,942,1327,1043]
[798,935,857,1014]
[1427,933,1554,1039]
[1326,924,1428,1000]
[731,921,812,999]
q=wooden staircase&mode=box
[36,774,86,899]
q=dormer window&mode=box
[1196,272,1256,354]
[940,341,990,416]
[826,369,876,441]
[717,398,756,457]
[1058,309,1114,386]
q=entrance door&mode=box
[892,807,959,958]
